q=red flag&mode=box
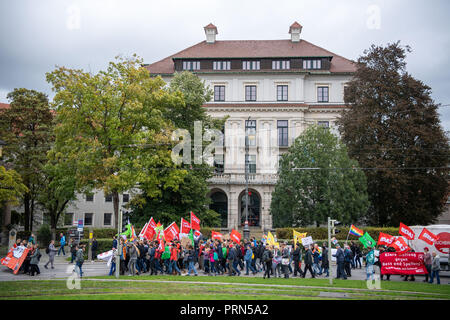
[180,218,191,234]
[399,222,415,240]
[138,222,149,238]
[190,211,201,231]
[418,228,439,245]
[211,230,223,240]
[230,229,241,243]
[377,232,396,246]
[143,224,155,240]
[389,237,410,253]
[164,222,180,242]
[149,217,157,229]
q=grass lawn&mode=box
[0,276,449,300]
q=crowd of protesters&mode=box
[4,233,443,285]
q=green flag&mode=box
[358,232,376,248]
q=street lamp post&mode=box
[243,116,250,240]
[115,209,122,278]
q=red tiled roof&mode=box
[145,39,356,75]
[0,103,10,109]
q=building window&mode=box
[64,212,73,226]
[104,213,112,226]
[214,85,225,102]
[317,86,329,103]
[243,61,260,70]
[84,213,93,226]
[245,85,257,101]
[123,194,129,203]
[245,120,256,146]
[272,60,290,70]
[182,61,200,71]
[246,155,256,173]
[214,154,224,174]
[105,194,112,202]
[277,85,288,101]
[85,194,94,202]
[318,121,330,128]
[303,59,322,70]
[213,61,231,70]
[277,120,289,146]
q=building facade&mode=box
[145,22,356,231]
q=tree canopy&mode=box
[338,42,449,226]
[271,125,369,227]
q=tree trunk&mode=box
[23,193,30,231]
[113,190,119,230]
[30,198,35,231]
[50,213,57,241]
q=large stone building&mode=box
[145,22,356,231]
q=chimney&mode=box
[204,23,218,44]
[289,21,302,42]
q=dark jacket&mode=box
[227,247,236,261]
[334,247,345,263]
[322,247,329,268]
[292,247,301,261]
[304,249,313,265]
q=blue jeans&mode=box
[58,245,65,256]
[188,261,198,275]
[75,262,83,278]
[313,263,321,275]
[109,262,116,276]
[245,259,256,274]
[168,260,181,274]
[429,270,440,284]
[233,260,241,275]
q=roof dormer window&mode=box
[303,59,321,70]
[243,61,260,70]
[183,61,200,71]
[272,60,290,70]
[213,61,231,70]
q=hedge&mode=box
[275,227,399,242]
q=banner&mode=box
[380,252,427,275]
[301,236,314,247]
[164,222,180,242]
[3,246,29,275]
[180,218,191,234]
[418,228,439,246]
[190,211,201,231]
[293,231,307,248]
[97,250,114,261]
[377,232,396,246]
[267,232,276,246]
[389,237,410,253]
[399,222,415,240]
[211,230,223,240]
[1,244,17,267]
[359,232,376,248]
[230,229,241,243]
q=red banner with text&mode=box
[380,252,428,275]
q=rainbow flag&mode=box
[349,225,364,237]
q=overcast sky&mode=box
[0,0,449,133]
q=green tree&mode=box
[46,55,188,229]
[0,166,28,205]
[271,125,369,227]
[338,42,449,226]
[0,89,53,231]
[131,72,224,228]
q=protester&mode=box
[365,246,375,281]
[108,248,117,276]
[168,242,181,275]
[281,243,290,279]
[29,243,41,276]
[69,238,77,264]
[429,252,440,285]
[344,245,353,277]
[302,245,315,278]
[333,244,347,280]
[127,241,140,276]
[244,244,257,275]
[272,245,282,278]
[292,242,303,277]
[44,240,58,269]
[262,245,273,279]
[312,244,322,276]
[75,244,85,278]
[186,245,198,276]
[423,247,432,283]
[321,242,329,277]
[91,238,98,261]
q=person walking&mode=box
[69,238,77,264]
[75,244,85,278]
[244,244,257,275]
[108,248,116,276]
[344,245,353,277]
[168,242,181,275]
[91,238,98,261]
[127,241,140,276]
[292,243,303,277]
[321,243,329,277]
[302,245,315,278]
[312,244,322,276]
[57,233,66,256]
[333,244,347,280]
[272,245,282,278]
[281,243,290,279]
[44,240,58,269]
[262,245,273,279]
[227,243,236,276]
[28,233,35,245]
[186,245,198,276]
[423,247,432,283]
[29,243,41,276]
[429,252,441,284]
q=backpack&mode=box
[46,247,50,254]
[262,250,271,263]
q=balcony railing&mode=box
[208,173,278,185]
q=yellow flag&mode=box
[267,231,276,246]
[293,230,307,248]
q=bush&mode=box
[275,227,399,243]
[37,224,52,248]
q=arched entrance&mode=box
[209,189,228,228]
[239,189,261,227]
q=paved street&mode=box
[1,252,449,285]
